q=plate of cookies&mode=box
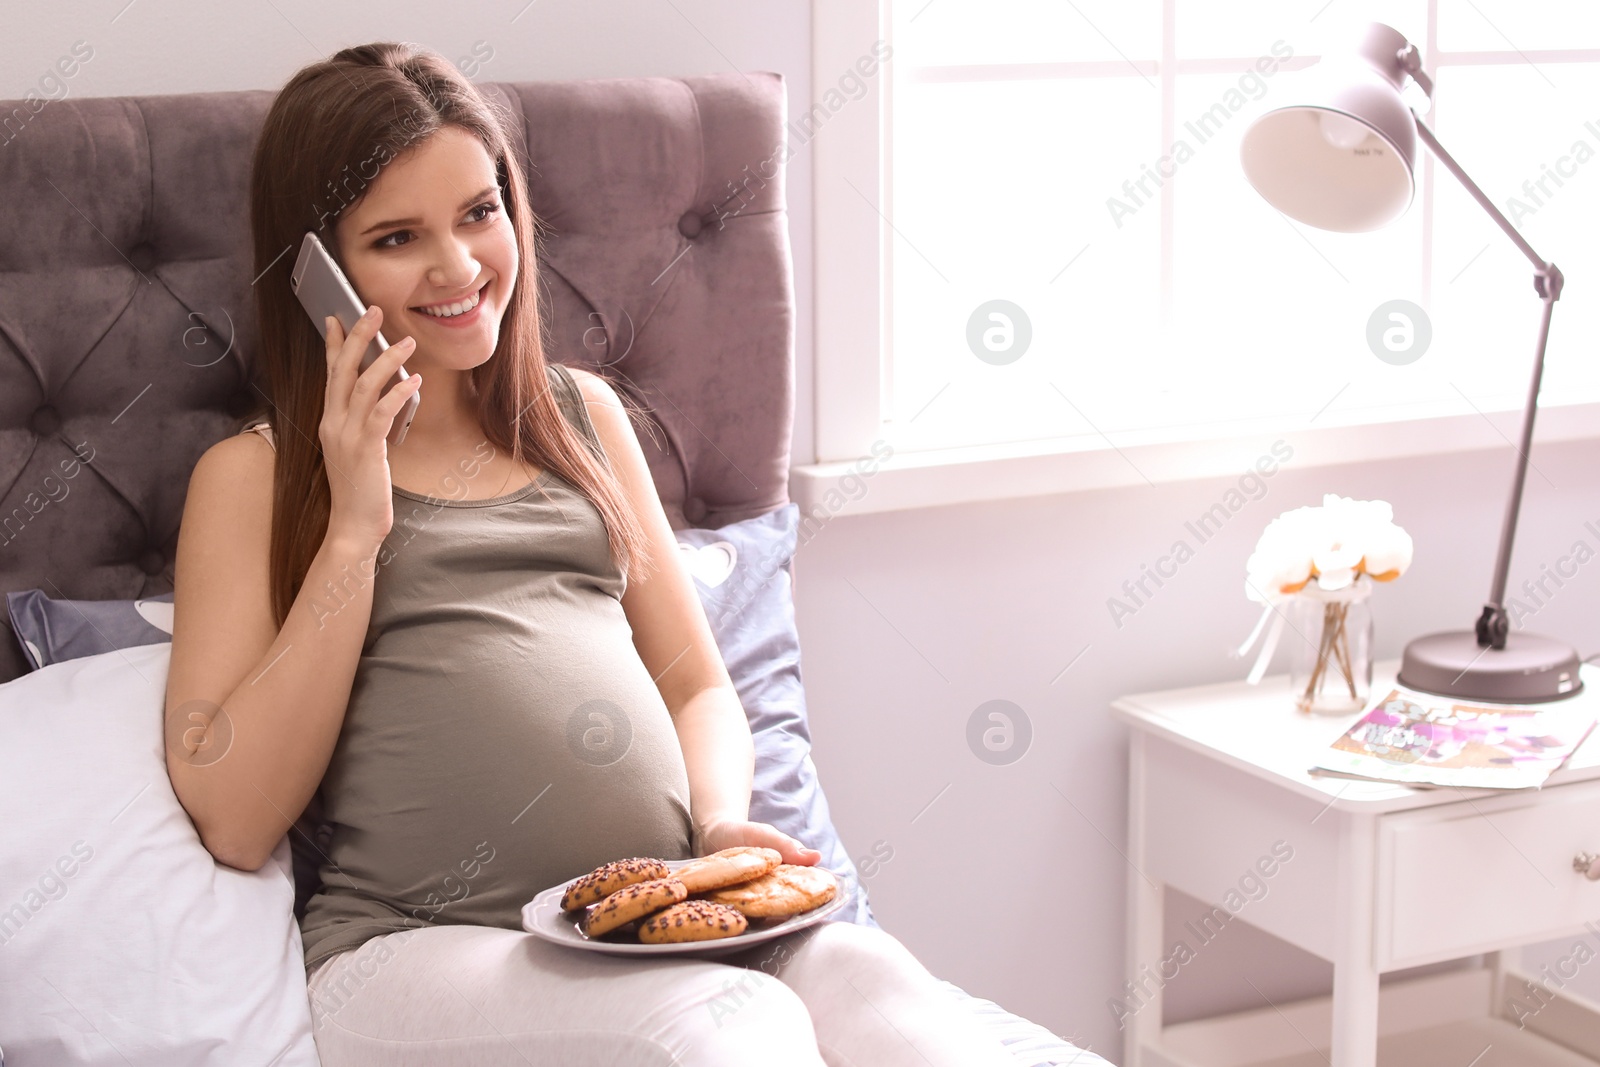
[521,846,848,957]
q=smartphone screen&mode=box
[290,231,419,446]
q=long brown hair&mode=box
[242,42,651,627]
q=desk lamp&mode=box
[1238,21,1581,702]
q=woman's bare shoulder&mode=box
[189,429,277,511]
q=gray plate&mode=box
[521,857,850,958]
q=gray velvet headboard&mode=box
[0,71,795,685]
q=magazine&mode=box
[1308,686,1599,790]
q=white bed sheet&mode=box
[939,978,1114,1066]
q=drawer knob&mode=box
[1574,853,1600,880]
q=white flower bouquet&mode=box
[1238,495,1414,712]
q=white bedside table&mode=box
[1113,659,1600,1067]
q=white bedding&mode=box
[940,979,1115,1067]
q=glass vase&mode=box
[1287,581,1373,715]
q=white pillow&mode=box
[0,642,319,1066]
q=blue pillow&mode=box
[6,589,174,670]
[675,503,878,928]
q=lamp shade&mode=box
[1239,23,1419,232]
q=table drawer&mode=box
[1377,778,1600,969]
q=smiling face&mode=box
[333,124,518,380]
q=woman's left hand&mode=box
[693,818,822,866]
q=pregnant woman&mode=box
[164,41,1020,1066]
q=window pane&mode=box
[1430,63,1600,410]
[1176,1,1426,61]
[1438,0,1600,52]
[881,2,1600,459]
[1171,70,1431,431]
[888,77,1160,452]
[892,0,1159,69]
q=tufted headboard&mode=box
[0,71,795,685]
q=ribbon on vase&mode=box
[1235,601,1285,686]
[1235,577,1373,685]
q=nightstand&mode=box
[1113,659,1600,1067]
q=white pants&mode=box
[305,918,1021,1066]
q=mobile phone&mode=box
[290,231,419,447]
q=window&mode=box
[801,0,1600,509]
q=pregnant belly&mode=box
[321,625,696,929]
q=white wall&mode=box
[11,4,1600,1064]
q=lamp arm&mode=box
[1471,282,1560,649]
[1413,112,1564,651]
[1413,113,1549,273]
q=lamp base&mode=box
[1398,630,1584,703]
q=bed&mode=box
[0,69,1109,1066]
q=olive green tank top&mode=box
[249,363,695,975]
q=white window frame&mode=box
[794,0,1600,517]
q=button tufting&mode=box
[128,243,157,271]
[683,496,708,523]
[138,549,165,576]
[30,405,60,436]
[677,211,704,239]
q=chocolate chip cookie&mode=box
[638,900,750,943]
[561,857,672,912]
[581,877,688,937]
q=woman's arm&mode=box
[566,367,819,863]
[671,685,755,842]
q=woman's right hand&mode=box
[319,305,422,551]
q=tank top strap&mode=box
[240,420,276,452]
